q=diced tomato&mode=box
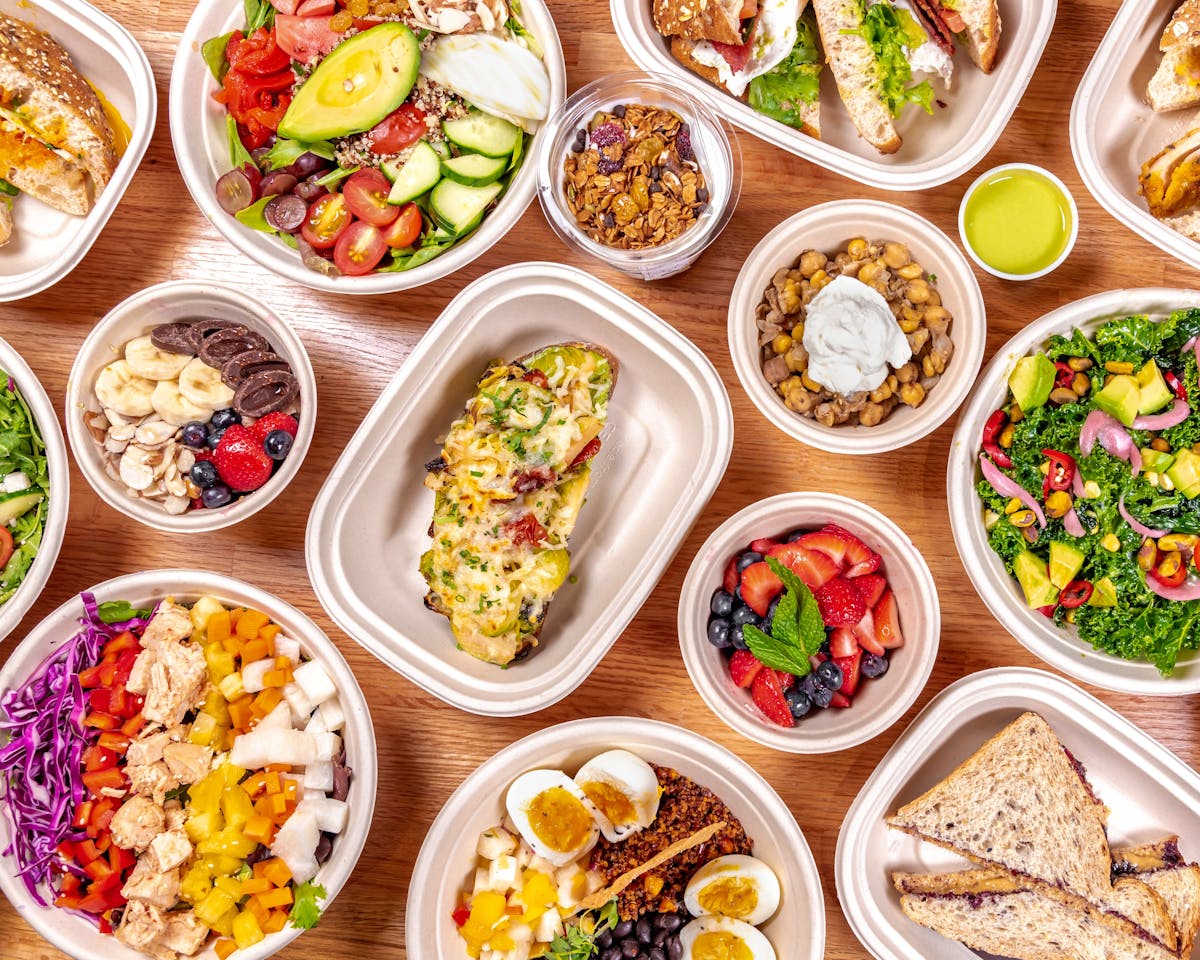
[570,437,602,468]
[82,767,126,796]
[368,103,428,155]
[522,369,550,389]
[0,527,12,568]
[504,514,549,547]
[275,13,346,62]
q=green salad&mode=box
[0,371,49,607]
[975,309,1200,675]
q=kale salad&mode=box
[0,371,50,608]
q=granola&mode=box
[563,103,709,250]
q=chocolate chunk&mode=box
[200,328,270,368]
[221,350,292,388]
[192,318,249,339]
[233,369,299,417]
[150,322,201,356]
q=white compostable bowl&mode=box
[678,493,940,754]
[0,336,69,643]
[0,569,377,960]
[169,2,566,293]
[728,199,987,455]
[65,280,316,533]
[406,716,825,960]
[0,0,155,302]
[611,0,1056,190]
[947,287,1200,694]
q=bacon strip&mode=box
[911,0,955,56]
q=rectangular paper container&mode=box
[834,667,1200,960]
[305,262,734,717]
[0,0,155,302]
[1071,0,1200,272]
[611,0,1056,191]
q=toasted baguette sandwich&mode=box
[0,13,117,222]
[1150,1,1200,112]
[912,0,1001,73]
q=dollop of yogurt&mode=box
[802,275,912,396]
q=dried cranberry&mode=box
[598,158,622,175]
[676,122,694,161]
[590,121,626,148]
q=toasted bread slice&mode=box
[1149,44,1200,112]
[653,0,746,46]
[0,120,89,215]
[810,0,900,153]
[948,0,1001,74]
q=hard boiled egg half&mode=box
[504,769,599,867]
[573,749,660,843]
[683,854,781,926]
[679,916,777,960]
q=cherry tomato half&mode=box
[0,527,12,568]
[368,103,428,155]
[333,220,388,276]
[382,202,423,248]
[342,169,399,227]
[300,193,353,250]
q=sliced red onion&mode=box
[1146,576,1200,601]
[979,453,1046,528]
[1133,399,1190,430]
[1081,410,1141,474]
[1118,493,1167,539]
[1079,410,1108,457]
[1184,336,1197,353]
[1063,508,1086,538]
[1072,468,1087,498]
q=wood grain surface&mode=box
[4,1,1200,958]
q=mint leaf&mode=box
[744,624,812,677]
[796,582,826,658]
[770,587,799,648]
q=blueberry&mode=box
[211,408,241,430]
[816,659,844,690]
[809,680,834,709]
[181,421,208,448]
[206,427,226,449]
[819,637,832,656]
[862,652,889,679]
[731,604,759,626]
[706,618,732,648]
[730,624,750,650]
[786,528,810,542]
[736,550,762,573]
[785,688,812,719]
[710,589,734,617]
[766,596,780,624]
[263,429,293,460]
[200,483,232,509]
[190,460,219,489]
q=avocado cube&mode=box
[1008,354,1056,414]
[1013,550,1060,608]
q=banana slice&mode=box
[95,360,156,418]
[125,335,192,381]
[152,380,213,426]
[178,357,235,410]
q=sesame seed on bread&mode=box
[652,0,747,47]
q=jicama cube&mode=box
[317,697,344,731]
[257,702,293,731]
[476,826,516,861]
[488,854,518,891]
[292,661,336,705]
[304,796,348,833]
[271,807,320,884]
[241,659,275,694]
[230,728,317,769]
[282,683,313,724]
[473,866,492,896]
[315,732,341,762]
[304,710,327,735]
[274,636,301,665]
[303,762,333,792]
[533,908,561,943]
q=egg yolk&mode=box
[693,931,754,960]
[526,787,592,852]
[580,779,637,825]
[698,877,759,919]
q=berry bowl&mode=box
[678,492,940,753]
[65,280,316,533]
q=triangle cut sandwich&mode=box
[1150,1,1200,113]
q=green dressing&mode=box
[963,168,1073,276]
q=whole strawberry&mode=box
[212,424,273,492]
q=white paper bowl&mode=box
[728,200,987,456]
[405,716,825,959]
[947,287,1200,695]
[65,280,316,533]
[678,493,940,754]
[0,337,69,644]
[0,0,155,302]
[169,4,565,294]
[0,569,377,960]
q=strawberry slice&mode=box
[835,648,863,696]
[854,574,887,609]
[852,608,885,656]
[829,626,858,659]
[751,668,794,728]
[814,577,866,626]
[829,691,852,709]
[749,537,780,555]
[874,589,905,649]
[794,532,848,567]
[847,551,882,578]
[773,668,795,692]
[729,650,764,689]
[767,543,839,591]
[739,562,783,617]
[723,556,739,594]
[822,524,879,577]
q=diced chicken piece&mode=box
[230,727,317,769]
[117,900,168,951]
[303,762,333,792]
[293,660,336,705]
[163,724,190,742]
[149,828,193,872]
[142,641,207,727]
[271,806,320,884]
[163,742,212,784]
[128,760,179,805]
[275,635,301,664]
[154,909,209,955]
[126,648,154,695]
[126,731,171,767]
[109,796,166,853]
[140,599,194,649]
[163,800,187,832]
[122,857,181,908]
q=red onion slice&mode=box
[1063,508,1086,538]
[1072,468,1087,498]
[1133,399,1191,430]
[980,453,1046,528]
[1082,410,1141,474]
[1146,576,1200,602]
[1118,493,1168,539]
[1079,410,1109,457]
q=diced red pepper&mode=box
[89,798,117,835]
[58,874,82,896]
[98,659,118,686]
[452,905,471,927]
[76,885,126,914]
[1042,448,1076,497]
[83,711,121,732]
[83,745,118,772]
[101,631,140,657]
[56,841,76,861]
[109,844,137,872]
[97,731,130,754]
[87,687,112,713]
[77,665,105,689]
[114,650,139,686]
[120,713,146,738]
[72,800,94,829]
[82,767,126,796]
[75,839,103,865]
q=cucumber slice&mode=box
[442,112,520,158]
[508,131,525,172]
[381,158,403,184]
[430,139,451,160]
[429,178,504,235]
[387,140,442,205]
[0,489,43,525]
[440,152,508,186]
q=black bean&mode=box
[636,918,653,943]
[614,921,634,939]
[649,949,667,960]
[658,914,683,932]
[621,939,640,957]
[668,938,683,960]
[596,930,613,949]
[653,928,668,946]
[602,950,621,960]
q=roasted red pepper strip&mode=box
[570,437,602,468]
[226,27,292,76]
[1042,448,1076,497]
[1059,580,1093,608]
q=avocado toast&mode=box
[420,344,616,665]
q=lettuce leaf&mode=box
[748,16,822,128]
[845,2,935,118]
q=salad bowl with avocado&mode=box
[948,289,1200,694]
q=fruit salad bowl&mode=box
[65,281,316,533]
[678,492,940,753]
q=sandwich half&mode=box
[911,0,1001,73]
[1150,0,1200,112]
[1114,837,1200,957]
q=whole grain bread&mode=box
[1149,45,1200,113]
[652,0,747,46]
[1114,838,1200,958]
[0,121,89,214]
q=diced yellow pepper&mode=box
[197,828,258,858]
[195,888,238,927]
[221,785,255,831]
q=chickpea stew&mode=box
[756,238,956,429]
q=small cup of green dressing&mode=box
[958,163,1078,281]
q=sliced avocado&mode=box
[1048,540,1086,590]
[278,23,420,142]
[1087,576,1118,608]
[1008,354,1056,414]
[0,489,43,525]
[1094,374,1141,427]
[1135,360,1174,415]
[1141,448,1177,474]
[1166,448,1200,499]
[1014,550,1060,608]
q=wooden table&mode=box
[4,0,1199,957]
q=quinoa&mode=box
[589,764,752,921]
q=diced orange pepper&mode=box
[264,772,282,794]
[120,714,146,738]
[264,764,290,774]
[261,669,288,688]
[227,695,254,731]
[253,797,273,819]
[258,623,281,644]
[268,793,288,817]
[214,938,238,960]
[257,886,293,909]
[244,894,270,925]
[237,609,270,640]
[208,609,231,644]
[281,779,298,800]
[253,688,282,716]
[220,632,243,655]
[260,858,292,888]
[240,638,270,663]
[263,909,289,934]
[239,876,272,896]
[244,816,274,845]
[242,772,270,797]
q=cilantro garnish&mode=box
[743,558,825,676]
[546,900,619,960]
[289,882,326,930]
